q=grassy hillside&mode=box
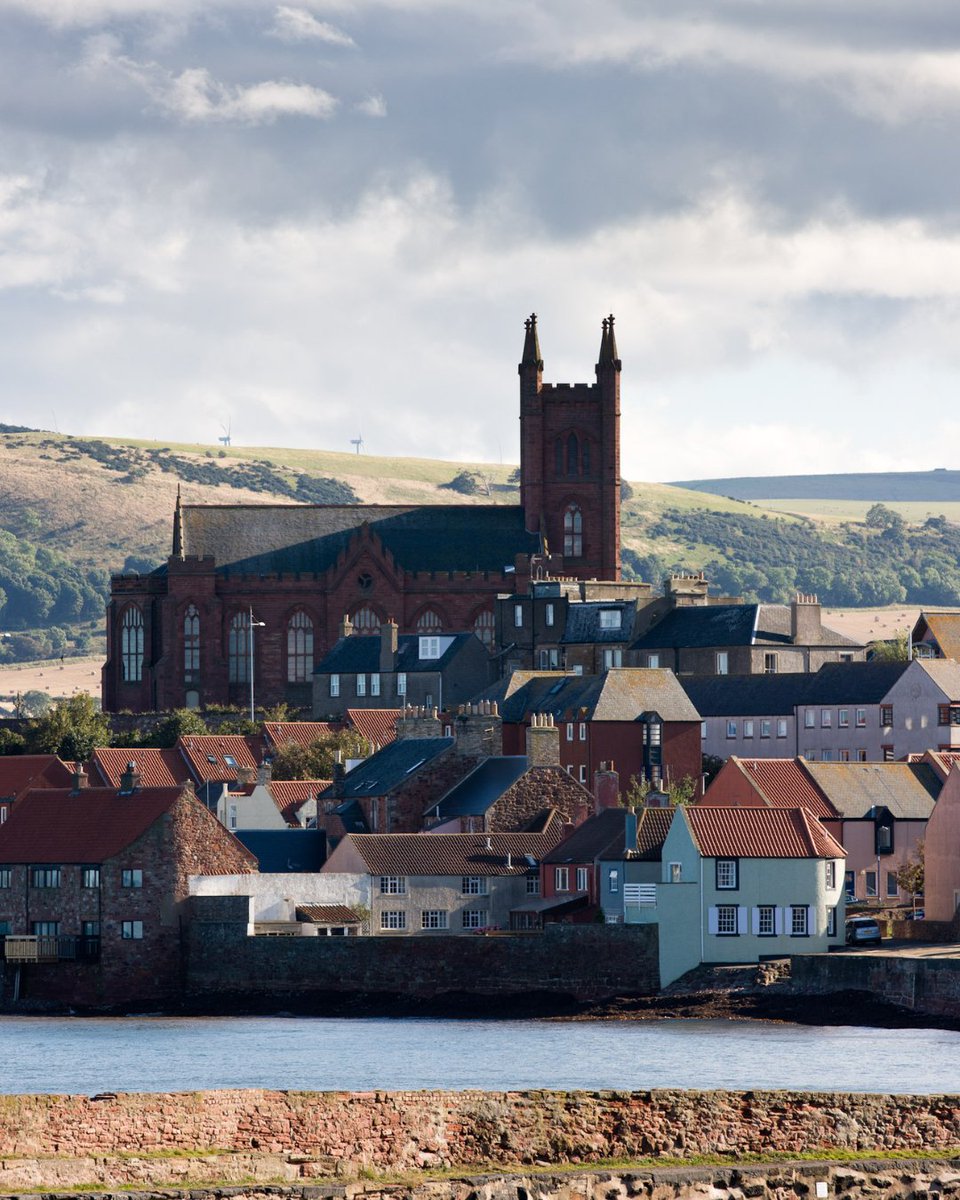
[671,469,960,502]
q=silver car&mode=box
[845,916,882,946]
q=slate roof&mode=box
[428,757,529,819]
[0,754,75,800]
[178,735,264,784]
[179,503,540,576]
[634,807,676,860]
[715,758,838,820]
[90,747,192,790]
[801,661,910,704]
[0,785,192,861]
[263,722,340,751]
[543,808,632,864]
[680,674,810,717]
[632,604,859,650]
[331,799,368,834]
[234,829,325,873]
[802,761,941,819]
[268,779,331,824]
[333,831,560,877]
[297,904,362,924]
[684,806,844,859]
[914,611,960,660]
[561,601,637,645]
[317,633,477,675]
[485,669,700,724]
[346,708,401,747]
[318,737,454,799]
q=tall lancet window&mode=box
[121,607,144,682]
[184,605,200,681]
[228,611,250,683]
[287,610,314,683]
[563,504,583,557]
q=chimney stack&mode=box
[395,704,443,740]
[256,761,272,787]
[332,750,347,799]
[71,767,88,795]
[525,712,560,767]
[119,761,140,795]
[455,701,502,757]
[791,593,821,645]
[593,761,620,814]
[380,618,399,672]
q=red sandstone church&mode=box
[102,314,623,713]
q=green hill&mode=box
[671,468,960,503]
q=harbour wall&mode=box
[791,951,960,1018]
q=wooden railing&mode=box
[2,936,100,963]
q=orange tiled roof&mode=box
[0,755,74,800]
[297,904,362,924]
[177,735,264,784]
[918,612,960,660]
[685,806,844,860]
[729,758,838,820]
[90,747,192,790]
[346,708,401,747]
[268,779,331,824]
[263,721,341,751]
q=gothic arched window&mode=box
[473,609,495,650]
[563,504,583,558]
[120,606,144,682]
[352,605,381,634]
[228,611,250,683]
[567,432,579,476]
[287,610,314,683]
[184,604,200,680]
[417,609,443,633]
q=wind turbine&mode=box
[218,419,232,448]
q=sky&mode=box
[2,0,960,481]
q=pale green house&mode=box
[624,806,845,986]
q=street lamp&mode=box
[248,607,266,722]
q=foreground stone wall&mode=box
[1,1090,959,1176]
[791,951,960,1017]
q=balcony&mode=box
[623,884,657,907]
[2,936,101,963]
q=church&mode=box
[101,314,623,712]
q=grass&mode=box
[757,498,960,525]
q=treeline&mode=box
[625,505,960,606]
[0,530,107,631]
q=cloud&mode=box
[268,6,355,47]
[355,92,386,117]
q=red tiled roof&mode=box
[177,735,264,784]
[268,779,330,824]
[333,831,562,877]
[0,786,191,862]
[90,747,192,790]
[0,755,74,800]
[263,721,341,751]
[685,806,844,860]
[346,708,401,747]
[724,758,838,820]
[297,904,362,924]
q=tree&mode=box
[870,629,910,663]
[148,708,209,748]
[894,841,924,901]
[622,773,698,808]
[19,689,52,717]
[865,503,904,533]
[26,692,111,761]
[270,729,371,780]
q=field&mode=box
[0,654,103,712]
[757,498,960,526]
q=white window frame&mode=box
[716,904,738,935]
[526,874,540,895]
[608,867,619,893]
[356,674,366,696]
[566,723,574,741]
[545,603,555,627]
[380,875,407,894]
[790,905,809,937]
[838,708,849,728]
[825,861,837,889]
[716,859,738,889]
[370,673,381,696]
[804,709,815,728]
[380,910,406,930]
[856,708,866,727]
[121,920,144,940]
[555,866,569,892]
[599,609,621,630]
[576,866,589,892]
[756,905,776,936]
[821,709,832,727]
[716,652,729,675]
[726,720,737,739]
[669,862,682,883]
[760,719,771,739]
[743,719,754,738]
[419,636,441,660]
[777,719,788,738]
[514,603,524,628]
[121,868,143,889]
[397,672,407,696]
[329,674,340,698]
[462,876,488,895]
[421,910,448,930]
[462,909,487,929]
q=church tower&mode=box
[519,314,621,581]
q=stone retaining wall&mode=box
[1,1090,958,1177]
[790,952,960,1016]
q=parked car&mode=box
[908,909,925,920]
[845,916,882,946]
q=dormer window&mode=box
[419,636,441,660]
[599,608,620,630]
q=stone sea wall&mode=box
[790,952,960,1017]
[1,1090,959,1178]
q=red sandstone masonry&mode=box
[0,1091,958,1172]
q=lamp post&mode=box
[248,607,266,722]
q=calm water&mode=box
[0,1016,955,1094]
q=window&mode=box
[599,609,620,630]
[716,652,729,675]
[839,708,849,728]
[578,722,587,741]
[865,870,878,897]
[856,708,866,727]
[0,868,10,889]
[608,867,619,894]
[526,874,540,895]
[122,868,143,888]
[882,745,895,762]
[577,866,589,892]
[838,749,850,762]
[330,674,340,697]
[804,749,815,760]
[32,921,58,937]
[646,653,660,668]
[380,876,407,894]
[887,870,899,897]
[578,765,587,783]
[760,720,771,738]
[539,649,561,669]
[701,721,707,740]
[804,709,815,728]
[397,673,407,697]
[419,636,441,660]
[716,859,739,890]
[777,719,788,738]
[839,652,854,663]
[31,867,60,888]
[370,673,381,696]
[563,505,583,557]
[789,905,809,936]
[821,749,832,762]
[821,709,832,727]
[462,876,487,895]
[417,610,443,634]
[545,603,555,627]
[827,907,837,937]
[421,910,448,930]
[121,920,144,940]
[603,648,623,669]
[286,611,314,683]
[763,653,778,674]
[725,720,737,740]
[565,722,574,741]
[82,920,100,937]
[184,604,200,680]
[825,861,837,889]
[462,909,487,929]
[473,610,495,650]
[554,866,569,892]
[228,803,237,830]
[81,867,100,889]
[120,606,144,683]
[877,824,892,853]
[743,720,754,738]
[514,603,524,628]
[352,606,381,634]
[228,611,250,683]
[880,705,894,726]
[857,749,867,762]
[356,673,366,696]
[716,905,738,935]
[380,911,406,930]
[757,905,776,936]
[844,870,855,899]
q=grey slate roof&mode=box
[319,737,454,799]
[427,757,529,819]
[178,504,540,576]
[317,633,476,675]
[681,673,812,717]
[633,604,859,650]
[561,601,637,644]
[479,668,700,723]
[802,761,941,819]
[234,829,326,873]
[801,661,909,704]
[543,807,632,863]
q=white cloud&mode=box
[355,92,386,117]
[268,6,355,47]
